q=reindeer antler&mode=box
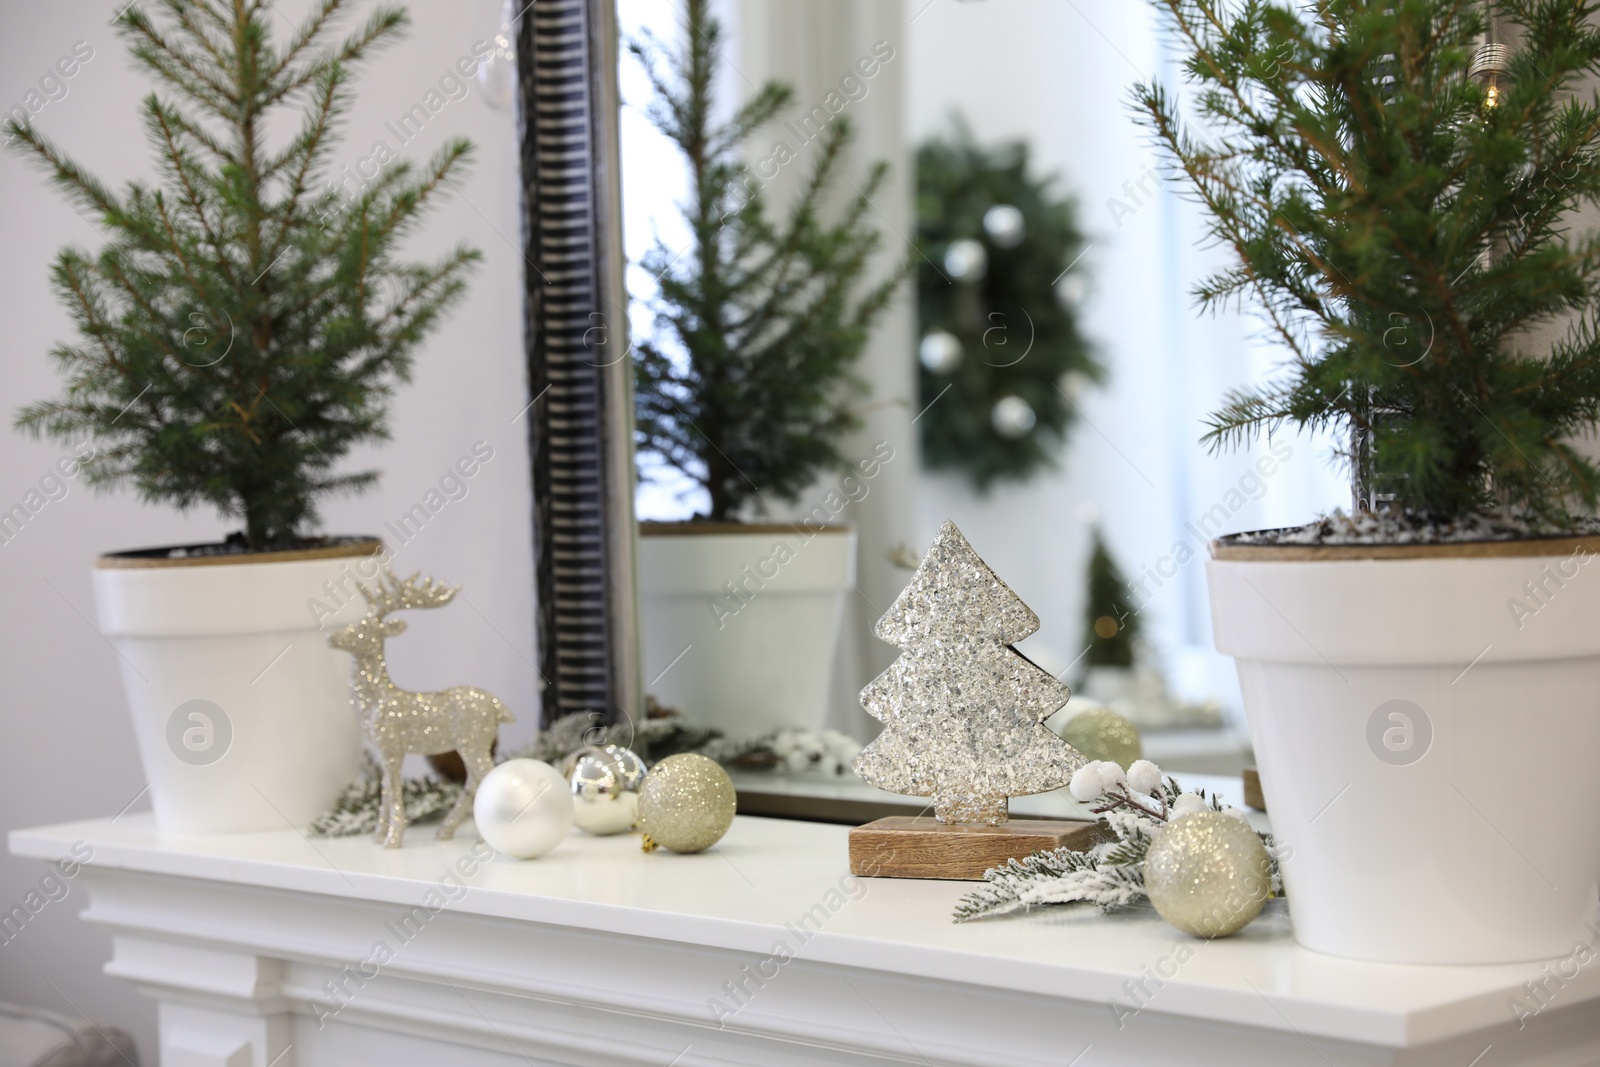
[360,568,459,618]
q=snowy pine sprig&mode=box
[952,760,1280,923]
[309,754,463,838]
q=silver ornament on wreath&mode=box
[919,330,964,374]
[328,568,514,849]
[982,203,1025,248]
[943,238,988,281]
[1058,369,1091,402]
[562,744,647,835]
[991,395,1036,438]
[1055,270,1087,310]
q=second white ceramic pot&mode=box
[1208,536,1600,963]
[637,523,856,738]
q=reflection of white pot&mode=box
[638,523,856,738]
[93,541,378,833]
[1208,537,1600,963]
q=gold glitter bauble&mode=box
[637,754,736,854]
[1058,706,1142,769]
[1144,811,1272,938]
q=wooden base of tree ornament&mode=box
[848,817,1102,881]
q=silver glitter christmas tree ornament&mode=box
[329,569,513,848]
[853,521,1084,824]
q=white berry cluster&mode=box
[1068,757,1249,824]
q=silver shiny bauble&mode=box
[919,330,964,375]
[991,395,1037,438]
[562,745,647,835]
[603,744,648,790]
[473,759,574,859]
[1144,811,1273,938]
[982,204,1025,248]
[637,753,737,854]
[943,238,988,282]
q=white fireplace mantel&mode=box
[11,811,1600,1067]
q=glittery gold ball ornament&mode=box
[1058,706,1142,769]
[637,754,736,853]
[1143,811,1272,938]
[561,744,647,835]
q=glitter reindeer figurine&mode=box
[329,569,513,848]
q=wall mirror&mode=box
[578,0,1353,819]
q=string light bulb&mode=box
[1471,5,1510,111]
[1472,43,1508,108]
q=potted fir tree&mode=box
[1140,0,1600,962]
[10,1,479,832]
[629,0,901,736]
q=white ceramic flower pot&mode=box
[1208,537,1600,963]
[637,524,856,738]
[93,540,381,833]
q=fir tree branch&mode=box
[120,6,241,118]
[266,5,408,106]
[147,96,241,290]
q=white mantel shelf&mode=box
[12,812,1600,1067]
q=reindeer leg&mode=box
[438,742,488,840]
[372,754,392,844]
[380,754,407,849]
[373,756,392,845]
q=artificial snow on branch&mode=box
[953,760,1284,923]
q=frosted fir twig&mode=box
[953,760,1281,923]
[309,754,462,837]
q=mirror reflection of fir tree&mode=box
[853,522,1085,824]
[1082,526,1140,670]
[916,118,1102,490]
[629,0,904,522]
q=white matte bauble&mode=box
[991,395,1037,438]
[943,238,988,282]
[473,759,574,859]
[982,204,1025,248]
[919,330,964,374]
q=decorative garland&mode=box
[916,119,1101,489]
[309,757,462,838]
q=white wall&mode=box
[0,1,535,1058]
[904,0,1347,699]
